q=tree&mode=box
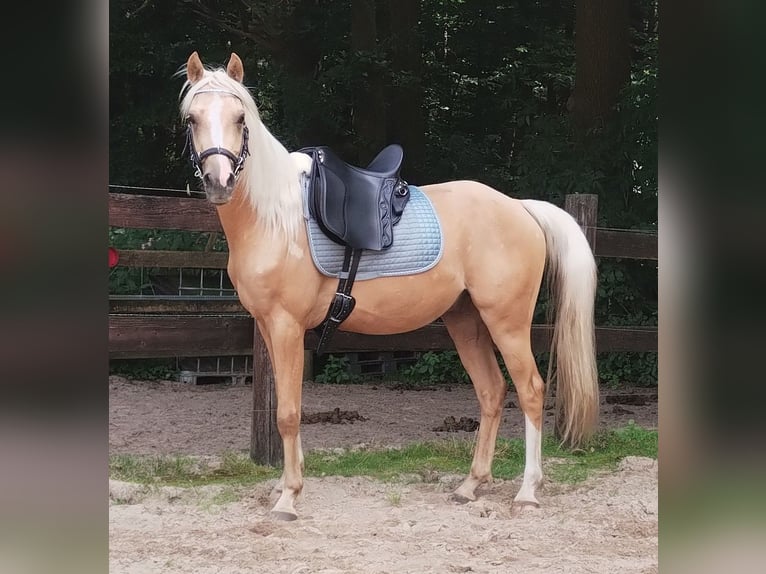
[571,0,631,130]
[351,0,386,162]
[188,0,341,147]
[385,0,425,182]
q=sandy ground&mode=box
[109,376,658,573]
[109,376,657,455]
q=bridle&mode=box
[184,89,251,179]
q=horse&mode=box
[179,51,598,521]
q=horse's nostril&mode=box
[203,172,214,186]
[226,173,235,188]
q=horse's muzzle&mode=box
[204,182,234,204]
[203,173,235,204]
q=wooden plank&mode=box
[250,324,283,466]
[117,249,228,269]
[109,315,656,358]
[594,325,657,352]
[109,194,656,259]
[305,323,454,353]
[109,297,245,315]
[595,229,657,260]
[307,324,657,354]
[109,193,222,232]
[565,194,598,250]
[109,315,252,358]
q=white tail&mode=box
[521,199,599,446]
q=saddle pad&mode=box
[305,185,443,280]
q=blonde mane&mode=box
[179,68,303,244]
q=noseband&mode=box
[184,89,251,179]
[186,124,250,179]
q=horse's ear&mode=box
[187,51,204,84]
[227,53,244,83]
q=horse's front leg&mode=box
[260,315,305,521]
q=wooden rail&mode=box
[108,315,657,359]
[109,193,657,260]
[109,191,657,465]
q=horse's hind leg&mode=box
[442,294,507,502]
[482,323,545,509]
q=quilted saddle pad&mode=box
[304,185,443,280]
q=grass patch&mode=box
[542,423,657,483]
[199,485,242,511]
[109,452,279,486]
[386,489,403,507]
[109,424,656,487]
[110,453,200,484]
[305,439,474,480]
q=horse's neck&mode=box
[215,184,259,247]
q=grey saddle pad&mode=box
[304,185,443,280]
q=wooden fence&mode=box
[109,191,657,465]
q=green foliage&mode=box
[110,359,177,381]
[593,258,658,387]
[108,227,227,295]
[399,351,470,385]
[314,355,356,384]
[598,352,657,388]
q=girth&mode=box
[300,144,411,354]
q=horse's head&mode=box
[183,52,250,204]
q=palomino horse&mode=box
[180,52,598,521]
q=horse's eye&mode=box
[236,114,245,125]
[186,116,196,126]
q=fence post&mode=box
[564,193,598,252]
[250,324,283,466]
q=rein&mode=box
[184,88,251,179]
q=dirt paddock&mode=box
[109,376,658,573]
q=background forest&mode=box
[110,0,657,386]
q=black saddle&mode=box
[300,144,410,251]
[298,144,413,355]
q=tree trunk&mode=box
[386,0,425,183]
[351,0,386,163]
[572,0,631,130]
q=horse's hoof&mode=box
[511,500,540,517]
[450,492,474,505]
[270,510,298,522]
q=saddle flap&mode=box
[309,155,347,244]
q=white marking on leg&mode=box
[515,413,543,504]
[297,433,305,472]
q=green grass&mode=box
[109,424,656,487]
[542,423,657,483]
[109,452,279,486]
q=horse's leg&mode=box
[442,294,507,503]
[484,325,545,509]
[258,323,305,498]
[260,315,305,521]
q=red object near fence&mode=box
[109,247,119,268]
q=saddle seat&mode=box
[300,144,410,251]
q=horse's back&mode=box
[419,180,546,261]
